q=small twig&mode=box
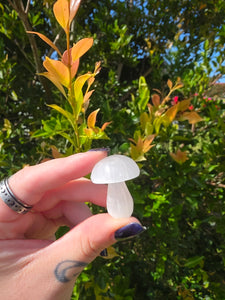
[25,0,30,14]
[47,28,64,58]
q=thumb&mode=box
[37,214,145,284]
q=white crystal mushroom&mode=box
[91,155,140,218]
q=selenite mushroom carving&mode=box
[91,154,140,218]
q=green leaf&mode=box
[73,73,93,119]
[48,104,75,131]
[138,76,150,112]
[184,256,205,268]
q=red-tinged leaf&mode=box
[27,31,62,56]
[53,0,69,31]
[82,90,94,112]
[71,60,79,79]
[50,145,62,158]
[170,149,189,164]
[84,90,94,104]
[62,48,72,66]
[62,49,80,79]
[43,57,70,87]
[167,79,173,90]
[39,72,67,98]
[152,94,160,107]
[71,38,94,61]
[101,121,112,131]
[142,135,155,153]
[87,109,100,128]
[69,0,82,24]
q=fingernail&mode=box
[114,223,146,241]
[100,248,108,257]
[88,147,110,155]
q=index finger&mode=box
[9,150,108,206]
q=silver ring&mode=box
[0,178,33,214]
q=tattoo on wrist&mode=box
[54,260,87,283]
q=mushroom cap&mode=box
[91,154,140,184]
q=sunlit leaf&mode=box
[26,31,62,56]
[62,49,80,79]
[167,79,173,90]
[48,104,75,130]
[39,72,67,98]
[178,99,191,112]
[142,135,155,153]
[180,111,203,124]
[87,109,100,128]
[43,57,70,87]
[69,0,82,24]
[101,121,112,131]
[138,76,150,111]
[170,149,189,164]
[82,90,95,112]
[163,103,179,125]
[53,0,69,31]
[83,89,94,104]
[71,38,94,61]
[73,73,94,118]
[152,94,160,107]
[101,246,119,259]
[50,145,62,158]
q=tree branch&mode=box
[9,0,52,102]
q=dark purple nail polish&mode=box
[114,223,146,241]
[88,148,110,155]
[100,248,108,257]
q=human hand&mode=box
[0,150,145,300]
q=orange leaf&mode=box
[178,99,191,112]
[71,38,94,61]
[71,59,80,79]
[69,0,82,24]
[84,90,94,103]
[53,0,69,31]
[152,94,160,107]
[181,111,203,124]
[87,109,100,128]
[167,79,173,90]
[39,72,67,98]
[62,49,80,79]
[50,145,62,158]
[26,31,62,56]
[43,57,70,87]
[164,103,178,124]
[143,135,155,153]
[101,121,112,131]
[170,149,188,164]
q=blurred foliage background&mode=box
[1,0,225,299]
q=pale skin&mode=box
[0,150,140,300]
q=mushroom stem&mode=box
[107,182,134,218]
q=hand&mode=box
[0,150,144,300]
